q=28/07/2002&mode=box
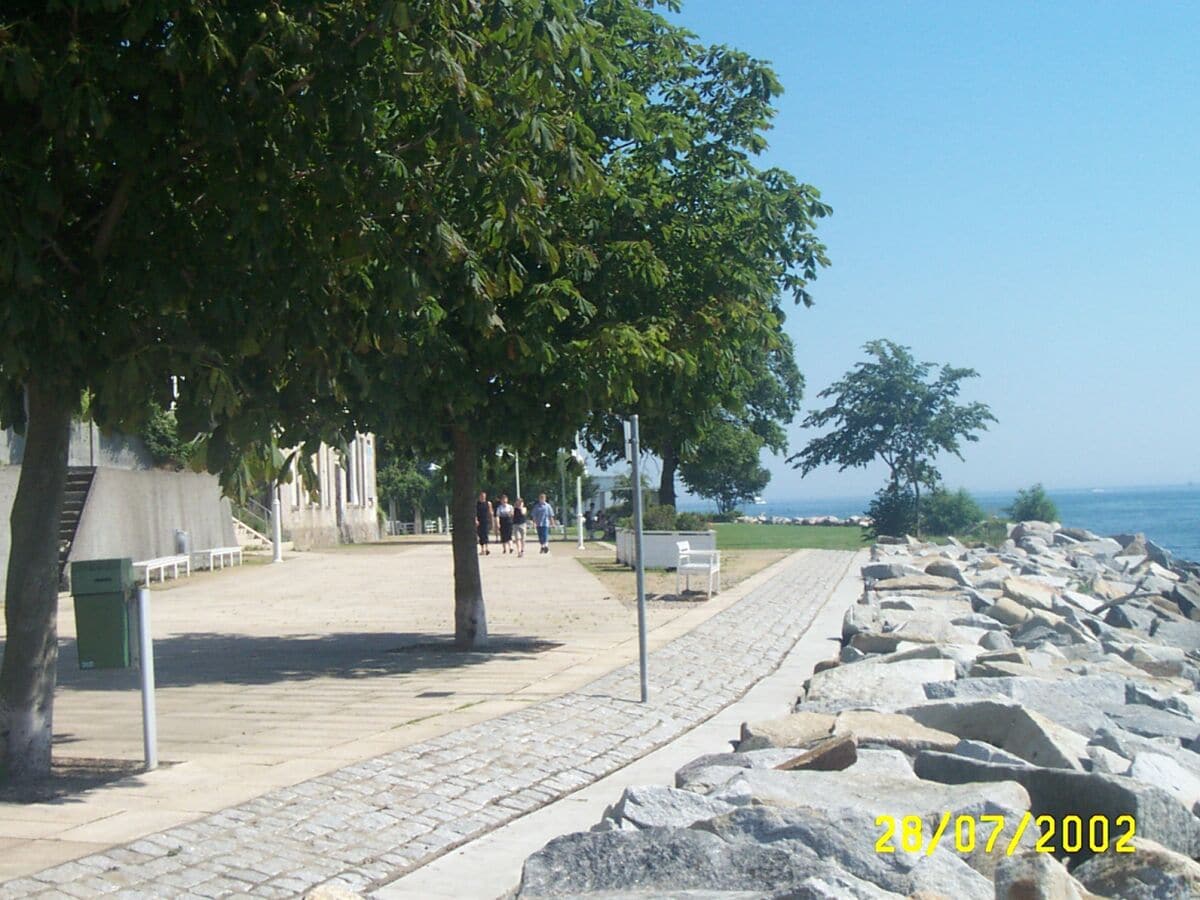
[875,812,1136,856]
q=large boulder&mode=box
[1003,577,1057,611]
[1072,836,1200,899]
[695,805,992,899]
[983,598,1034,626]
[902,700,1088,769]
[674,748,806,787]
[993,852,1089,900]
[1104,704,1200,743]
[913,751,1200,859]
[1127,752,1200,813]
[1150,618,1200,651]
[803,659,958,712]
[872,574,960,592]
[862,562,924,581]
[830,710,959,755]
[604,785,737,830]
[737,712,835,751]
[516,827,833,897]
[921,674,1126,737]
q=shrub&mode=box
[642,504,678,531]
[1007,483,1058,523]
[921,487,984,536]
[141,403,193,470]
[674,512,709,531]
[866,484,916,538]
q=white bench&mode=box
[202,546,243,570]
[676,540,721,599]
[134,554,191,583]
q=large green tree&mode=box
[0,0,570,781]
[578,31,828,505]
[791,340,996,536]
[679,420,770,515]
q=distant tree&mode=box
[792,340,996,537]
[1007,484,1059,523]
[680,422,770,515]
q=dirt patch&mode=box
[579,548,791,607]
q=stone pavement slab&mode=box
[3,549,856,898]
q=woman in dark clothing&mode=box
[512,498,528,557]
[476,491,494,555]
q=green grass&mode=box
[714,523,869,551]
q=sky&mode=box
[655,1,1200,502]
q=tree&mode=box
[577,30,828,506]
[1,1,558,781]
[1007,484,1059,523]
[680,421,770,515]
[921,487,985,537]
[791,340,996,537]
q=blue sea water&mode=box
[683,485,1200,564]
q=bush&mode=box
[921,487,984,536]
[1007,483,1058,523]
[865,484,916,538]
[674,512,710,531]
[141,403,193,470]
[642,504,678,530]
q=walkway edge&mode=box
[374,549,868,900]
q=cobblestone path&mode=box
[3,549,855,899]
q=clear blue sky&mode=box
[662,1,1200,501]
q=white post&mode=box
[576,474,585,549]
[271,485,283,563]
[136,586,158,770]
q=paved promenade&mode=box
[1,548,855,899]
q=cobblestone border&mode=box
[2,549,855,900]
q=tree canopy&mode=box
[0,0,830,781]
[679,420,770,515]
[791,340,996,536]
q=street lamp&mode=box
[428,462,449,534]
[572,438,586,549]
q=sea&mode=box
[683,484,1200,564]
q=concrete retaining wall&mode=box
[69,468,236,564]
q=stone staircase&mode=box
[59,466,96,580]
[232,516,271,549]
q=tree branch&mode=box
[91,172,135,263]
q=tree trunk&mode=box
[913,480,922,539]
[659,440,677,508]
[1,380,73,782]
[450,426,487,649]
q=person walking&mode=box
[512,498,528,557]
[496,494,515,554]
[531,493,556,554]
[476,491,494,555]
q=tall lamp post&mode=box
[572,436,585,549]
[428,462,449,534]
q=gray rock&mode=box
[675,765,757,794]
[912,751,1200,859]
[1127,752,1200,814]
[951,738,1031,767]
[872,574,959,592]
[848,747,916,778]
[952,613,1005,631]
[903,699,1088,769]
[607,785,737,830]
[1058,527,1099,542]
[516,827,824,897]
[993,852,1088,900]
[1150,618,1200,651]
[1105,705,1200,743]
[830,710,959,755]
[775,735,858,772]
[1059,589,1105,614]
[1071,537,1124,557]
[842,604,881,642]
[1086,744,1130,775]
[924,560,969,584]
[979,630,1015,651]
[1072,836,1200,900]
[878,598,915,611]
[1011,521,1055,541]
[695,805,992,899]
[1105,602,1156,632]
[737,712,835,752]
[984,598,1033,626]
[1170,581,1200,620]
[803,659,958,712]
[675,748,810,788]
[862,562,923,581]
[921,674,1127,737]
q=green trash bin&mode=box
[71,558,135,670]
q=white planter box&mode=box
[615,528,716,569]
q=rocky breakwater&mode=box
[513,521,1200,898]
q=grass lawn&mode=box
[714,522,869,551]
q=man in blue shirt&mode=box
[530,493,556,555]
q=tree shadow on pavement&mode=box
[47,632,563,690]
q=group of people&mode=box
[475,491,557,556]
